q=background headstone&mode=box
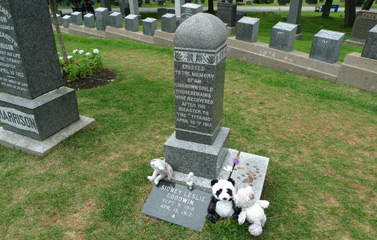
[84,13,95,28]
[236,11,246,23]
[217,2,237,27]
[349,11,377,43]
[129,0,140,15]
[71,11,83,25]
[157,8,168,19]
[142,18,157,36]
[164,13,230,179]
[125,14,139,32]
[175,0,185,20]
[95,7,109,31]
[309,29,345,63]
[269,22,297,52]
[236,17,260,43]
[157,0,167,5]
[63,15,71,28]
[100,0,112,11]
[162,13,177,33]
[287,0,303,34]
[120,0,131,17]
[109,12,123,28]
[181,3,203,22]
[361,25,377,60]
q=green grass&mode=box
[0,33,376,239]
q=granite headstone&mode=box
[109,12,123,28]
[62,15,71,28]
[84,13,95,28]
[236,17,260,43]
[349,11,377,43]
[181,3,203,22]
[125,14,139,32]
[269,22,297,52]
[157,8,168,19]
[0,0,80,141]
[164,13,230,179]
[162,13,177,33]
[142,18,157,36]
[217,2,237,27]
[71,11,83,25]
[287,0,303,34]
[95,7,109,31]
[309,29,345,63]
[100,0,112,11]
[361,25,377,60]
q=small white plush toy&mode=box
[233,186,269,237]
[187,172,194,190]
[147,157,173,185]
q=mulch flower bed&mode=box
[64,68,119,90]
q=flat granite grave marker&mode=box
[142,180,212,232]
[71,11,83,25]
[269,22,297,52]
[125,14,139,32]
[84,13,95,28]
[346,11,377,45]
[217,2,237,27]
[236,17,259,43]
[63,15,71,28]
[95,7,109,31]
[142,18,157,36]
[181,3,203,23]
[162,13,177,33]
[309,29,345,63]
[0,0,94,154]
[361,25,377,60]
[109,12,123,28]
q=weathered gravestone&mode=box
[95,7,109,31]
[269,22,297,52]
[361,25,377,60]
[309,29,345,63]
[217,2,237,27]
[142,180,212,231]
[236,17,259,43]
[129,0,140,16]
[346,11,377,45]
[142,18,157,36]
[100,0,112,11]
[0,0,94,155]
[51,14,63,26]
[157,8,168,19]
[62,15,71,28]
[84,13,95,28]
[181,3,203,23]
[109,12,123,28]
[162,13,177,33]
[71,11,83,25]
[287,0,303,38]
[125,14,139,32]
[120,0,131,17]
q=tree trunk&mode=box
[207,0,215,13]
[362,0,374,10]
[49,0,68,65]
[344,0,356,27]
[321,0,334,18]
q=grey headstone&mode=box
[236,17,260,43]
[109,12,123,28]
[125,14,139,32]
[51,14,63,26]
[181,3,203,23]
[100,0,112,11]
[309,29,345,63]
[269,22,297,52]
[217,2,237,27]
[142,180,212,232]
[71,12,83,25]
[162,13,177,33]
[0,0,80,140]
[236,11,246,23]
[95,7,109,31]
[157,8,168,19]
[246,0,252,4]
[287,0,303,34]
[142,18,157,36]
[350,11,377,43]
[84,13,95,28]
[157,0,167,5]
[129,0,140,15]
[63,15,71,28]
[167,9,175,14]
[164,13,230,178]
[361,25,377,60]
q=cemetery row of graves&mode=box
[0,0,376,239]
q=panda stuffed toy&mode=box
[207,178,240,223]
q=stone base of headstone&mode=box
[344,39,365,47]
[0,115,95,156]
[154,30,175,47]
[337,52,377,93]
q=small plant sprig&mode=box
[59,49,103,82]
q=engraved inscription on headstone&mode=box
[350,11,377,43]
[142,180,212,232]
[0,106,39,134]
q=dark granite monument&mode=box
[100,0,112,11]
[287,0,303,38]
[269,22,297,52]
[236,17,260,43]
[309,29,345,63]
[157,8,168,19]
[0,0,94,155]
[346,11,377,45]
[361,25,377,60]
[217,2,237,27]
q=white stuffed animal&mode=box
[233,186,269,237]
[147,157,173,185]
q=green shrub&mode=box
[59,49,103,82]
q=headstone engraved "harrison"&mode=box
[142,180,211,231]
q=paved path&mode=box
[60,6,373,15]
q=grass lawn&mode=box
[0,33,376,239]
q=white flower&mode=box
[79,50,84,55]
[86,52,91,56]
[59,57,63,60]
[67,55,73,59]
[72,49,78,53]
[93,49,100,54]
